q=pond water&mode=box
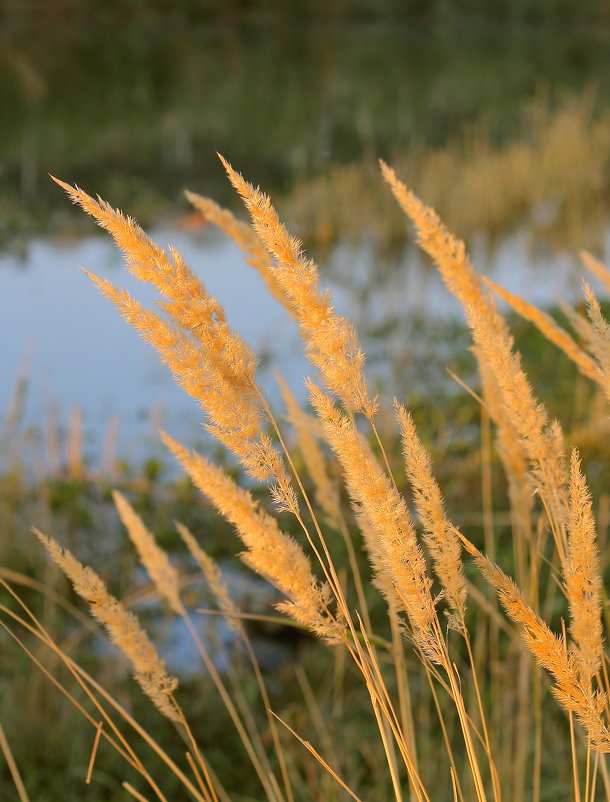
[2,227,304,462]
[3,221,608,463]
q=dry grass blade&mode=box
[176,519,297,802]
[185,752,215,802]
[270,711,366,802]
[1,583,206,802]
[0,718,30,802]
[122,782,154,802]
[85,721,104,784]
[0,614,143,774]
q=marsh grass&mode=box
[5,157,610,800]
[288,91,610,261]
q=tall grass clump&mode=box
[5,157,610,801]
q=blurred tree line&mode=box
[1,0,608,255]
[2,0,610,27]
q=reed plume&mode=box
[381,160,570,562]
[394,401,467,621]
[482,276,598,382]
[308,382,443,663]
[583,281,610,403]
[53,177,297,512]
[380,157,538,547]
[39,164,610,799]
[457,530,610,752]
[113,491,182,615]
[184,190,291,311]
[478,359,534,545]
[161,430,342,643]
[558,297,595,346]
[219,155,376,418]
[34,529,180,722]
[175,521,241,634]
[565,450,604,682]
[51,178,221,341]
[277,374,341,527]
[581,250,610,295]
[81,271,272,478]
[378,161,506,342]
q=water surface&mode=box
[3,223,607,462]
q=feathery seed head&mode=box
[113,491,182,615]
[395,401,467,620]
[457,528,610,751]
[176,521,241,634]
[565,450,604,682]
[483,277,599,383]
[162,431,342,643]
[219,155,375,416]
[34,528,181,722]
[308,382,443,662]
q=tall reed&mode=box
[4,159,610,802]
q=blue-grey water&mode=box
[2,224,609,466]
[1,227,307,464]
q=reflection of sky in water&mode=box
[1,228,308,459]
[3,226,610,459]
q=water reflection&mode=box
[3,15,610,253]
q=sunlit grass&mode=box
[4,157,610,800]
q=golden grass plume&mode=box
[161,430,342,643]
[33,528,181,722]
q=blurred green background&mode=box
[3,7,610,799]
[3,0,610,252]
